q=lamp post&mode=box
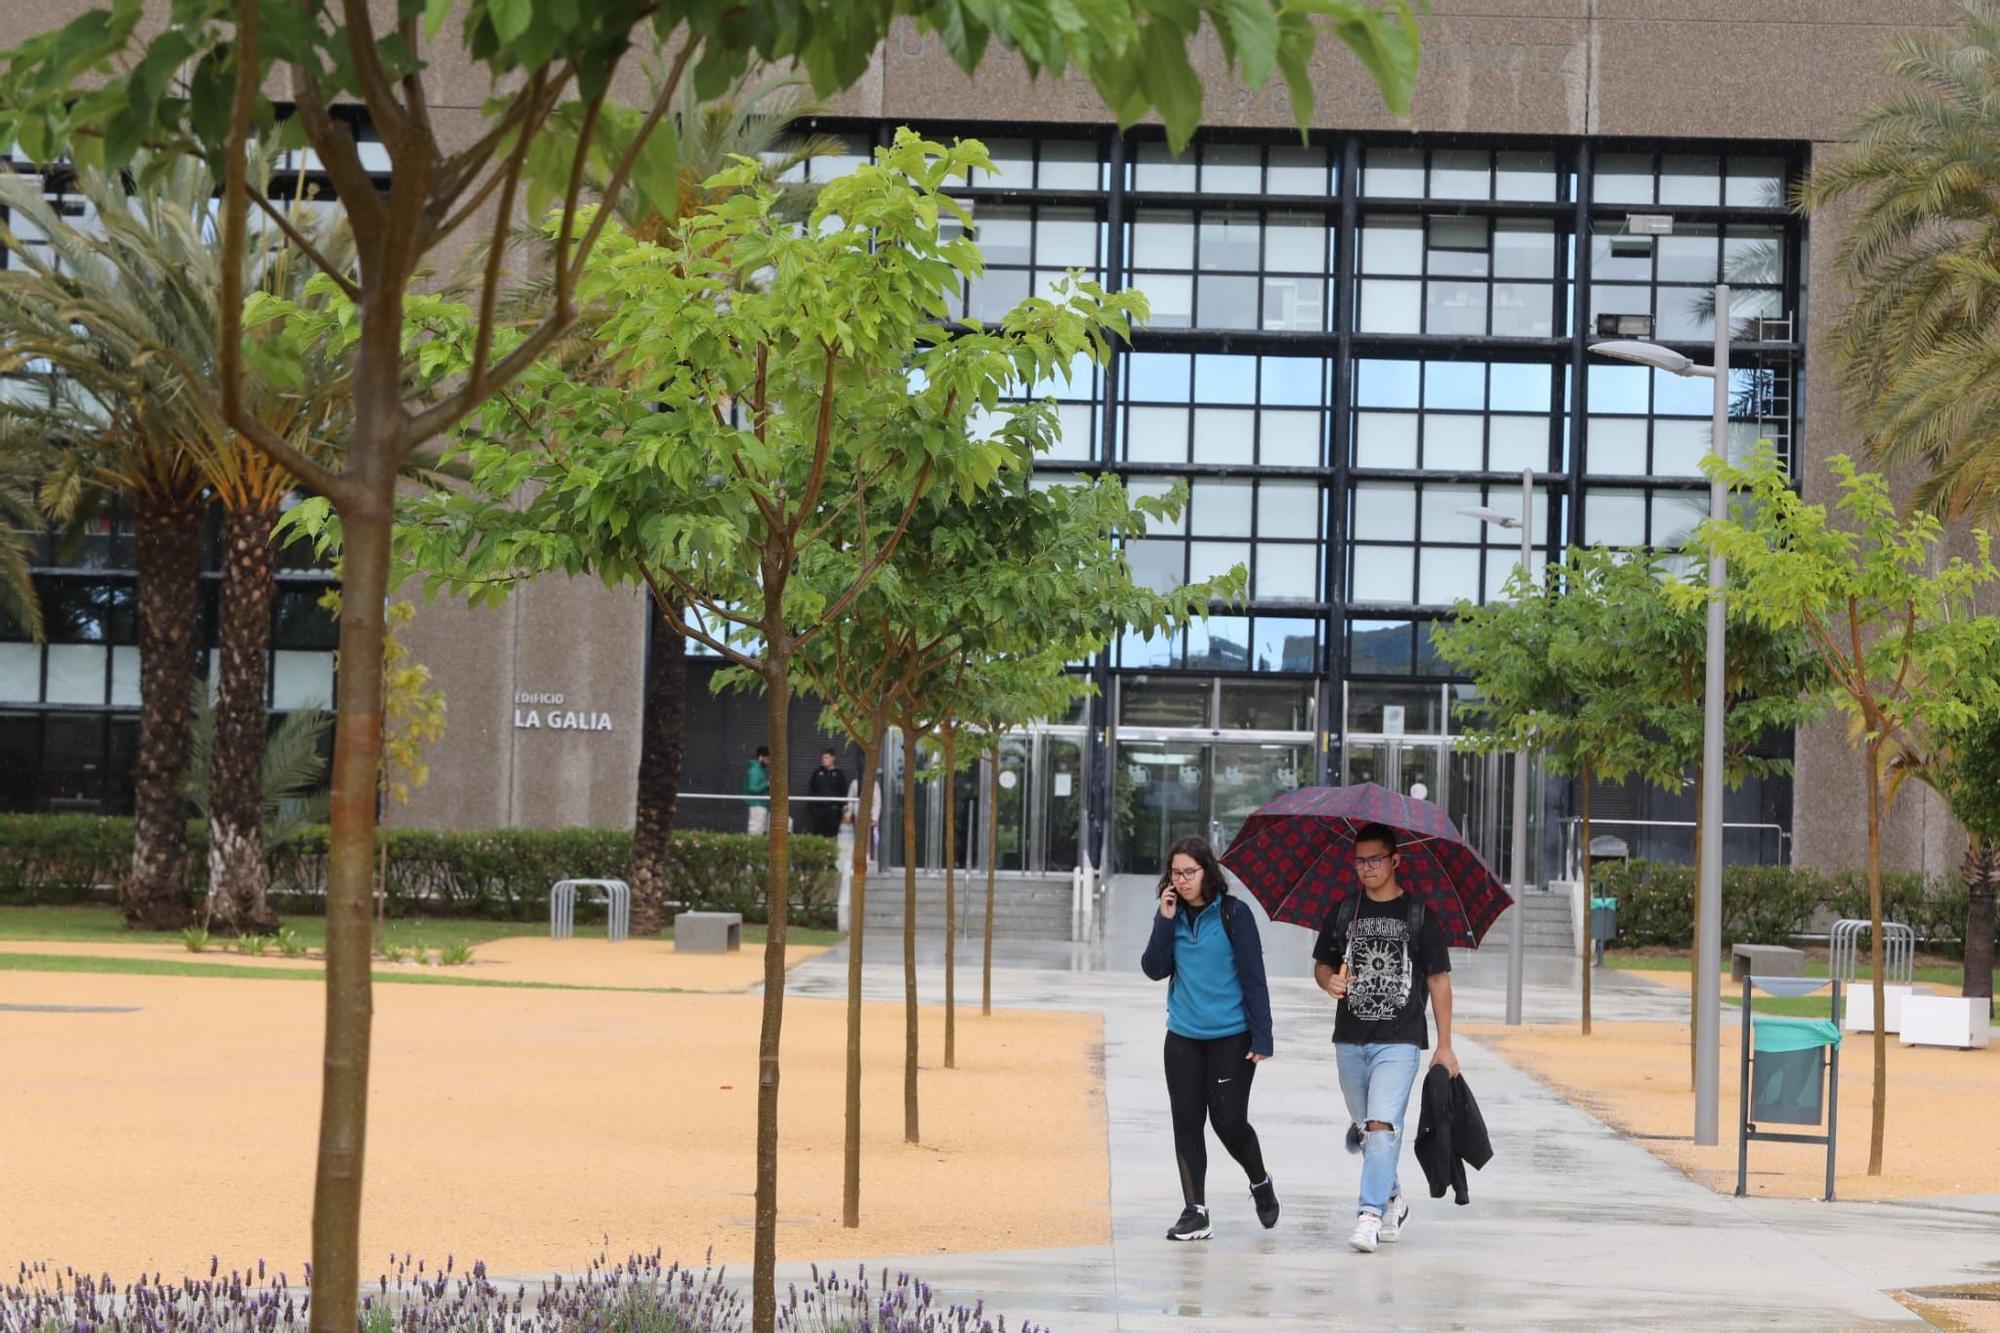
[1590,284,1730,1148]
[1458,467,1535,1028]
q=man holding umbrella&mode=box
[1314,821,1456,1254]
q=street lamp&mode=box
[1591,284,1731,1148]
[1457,468,1535,1028]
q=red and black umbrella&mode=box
[1219,783,1512,948]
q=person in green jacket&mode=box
[744,745,771,835]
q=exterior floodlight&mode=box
[1457,505,1520,529]
[1590,339,1710,378]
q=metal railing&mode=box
[1558,817,1790,883]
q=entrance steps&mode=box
[859,869,1074,940]
[1489,890,1576,953]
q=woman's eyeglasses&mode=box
[1168,866,1204,882]
[1354,853,1392,870]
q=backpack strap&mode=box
[1219,892,1236,941]
[1336,894,1425,944]
[1405,896,1426,942]
[1335,892,1360,938]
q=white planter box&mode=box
[1899,995,1992,1050]
[1843,983,1931,1034]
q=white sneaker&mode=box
[1378,1195,1409,1242]
[1347,1212,1381,1253]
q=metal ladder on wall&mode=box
[1745,315,1795,473]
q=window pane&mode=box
[1652,418,1712,475]
[1421,485,1484,543]
[1427,217,1489,276]
[1361,217,1423,275]
[1590,284,1652,328]
[1120,626,1181,670]
[44,643,106,704]
[1724,227,1785,286]
[1264,216,1327,271]
[1126,351,1190,400]
[1255,544,1319,600]
[109,645,139,706]
[1192,479,1253,536]
[1133,272,1192,327]
[1584,489,1648,545]
[1352,482,1416,541]
[1201,143,1262,193]
[1595,153,1653,205]
[273,587,339,649]
[1425,281,1487,335]
[1266,146,1329,195]
[1654,366,1712,415]
[1131,210,1194,268]
[1424,360,1486,410]
[1263,277,1326,332]
[1493,220,1556,279]
[974,207,1031,264]
[1259,410,1322,467]
[1199,213,1260,270]
[1488,415,1548,472]
[1353,411,1418,468]
[1588,362,1651,414]
[1364,148,1424,197]
[1355,359,1420,409]
[1422,413,1484,470]
[0,642,39,702]
[1652,492,1707,547]
[1260,357,1324,406]
[1349,619,1414,675]
[1587,417,1648,475]
[1197,354,1259,403]
[272,651,335,710]
[1193,407,1255,465]
[1036,209,1099,265]
[1190,540,1250,586]
[1126,539,1185,592]
[1490,365,1554,413]
[1197,273,1260,329]
[1490,283,1554,337]
[1188,616,1252,671]
[1659,154,1720,205]
[1038,140,1101,190]
[1657,231,1719,283]
[1221,678,1314,727]
[1359,279,1421,333]
[1351,546,1414,602]
[967,269,1031,322]
[1133,141,1195,192]
[1590,231,1653,282]
[1725,156,1785,207]
[1419,547,1481,605]
[1259,480,1321,539]
[1655,287,1713,341]
[1125,477,1183,534]
[1255,617,1320,672]
[1431,150,1490,200]
[1495,151,1556,201]
[1125,406,1190,462]
[975,139,1034,187]
[1049,402,1096,461]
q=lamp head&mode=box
[1456,505,1522,530]
[1589,340,1714,378]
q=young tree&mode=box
[0,3,1419,1321]
[1700,448,2000,1175]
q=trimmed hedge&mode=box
[0,814,839,928]
[1595,858,1978,956]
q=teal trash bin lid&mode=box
[1590,896,1616,910]
[1752,1016,1842,1053]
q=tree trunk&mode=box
[629,595,686,936]
[125,491,204,931]
[206,501,282,937]
[751,660,793,1333]
[943,729,957,1071]
[1865,736,1886,1177]
[1962,838,1997,1013]
[1580,763,1593,1037]
[902,724,921,1145]
[1689,767,1702,1091]
[842,728,881,1229]
[310,487,392,1333]
[983,740,998,1018]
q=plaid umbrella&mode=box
[1219,783,1513,948]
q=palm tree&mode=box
[1799,1,2000,520]
[0,153,349,931]
[461,64,843,934]
[0,419,45,640]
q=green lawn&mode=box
[0,904,841,952]
[1605,950,1992,993]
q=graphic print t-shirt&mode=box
[1311,892,1452,1048]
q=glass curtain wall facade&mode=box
[805,125,1805,880]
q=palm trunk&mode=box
[1963,838,1997,1014]
[842,726,881,1229]
[310,482,393,1333]
[1580,763,1593,1037]
[206,501,281,936]
[943,729,958,1070]
[125,491,204,931]
[751,659,793,1333]
[983,740,998,1018]
[629,595,686,936]
[1865,735,1886,1177]
[902,724,921,1145]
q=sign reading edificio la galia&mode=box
[513,690,613,732]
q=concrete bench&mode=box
[1900,995,1991,1049]
[1731,943,1805,981]
[675,910,743,954]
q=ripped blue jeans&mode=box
[1335,1041,1422,1217]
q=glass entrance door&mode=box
[1114,736,1312,875]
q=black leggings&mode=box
[1164,1029,1267,1208]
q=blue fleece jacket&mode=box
[1139,893,1275,1057]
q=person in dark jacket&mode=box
[805,749,848,837]
[1139,835,1280,1242]
[1414,1062,1493,1205]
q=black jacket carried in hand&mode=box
[1414,1063,1492,1205]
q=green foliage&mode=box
[185,688,334,838]
[438,940,474,966]
[0,814,134,905]
[275,926,309,958]
[181,925,210,953]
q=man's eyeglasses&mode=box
[1354,853,1393,870]
[1169,866,1204,882]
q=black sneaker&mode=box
[1250,1177,1281,1229]
[1165,1205,1213,1241]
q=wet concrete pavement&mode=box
[775,877,1998,1328]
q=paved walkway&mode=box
[776,877,1999,1329]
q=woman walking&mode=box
[1140,835,1280,1241]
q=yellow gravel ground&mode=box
[0,946,1106,1281]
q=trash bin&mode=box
[1750,1017,1842,1127]
[1590,895,1617,965]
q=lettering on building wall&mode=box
[513,690,614,733]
